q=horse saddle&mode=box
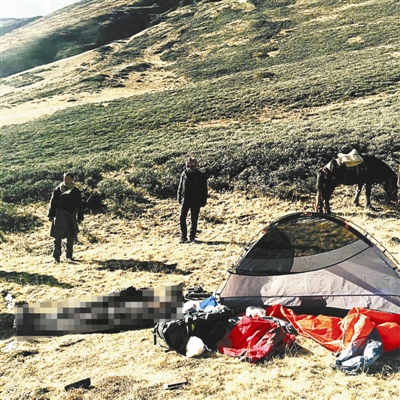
[336,149,364,168]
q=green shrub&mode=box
[0,202,42,233]
[97,178,149,216]
[127,167,177,199]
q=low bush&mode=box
[0,203,42,233]
[97,178,150,216]
[127,167,177,199]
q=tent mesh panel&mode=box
[246,217,358,259]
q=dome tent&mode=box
[217,212,400,316]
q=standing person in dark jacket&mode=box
[48,172,84,262]
[177,157,208,243]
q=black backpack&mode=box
[153,306,235,355]
[190,308,235,348]
[153,316,193,355]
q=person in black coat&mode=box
[48,172,84,262]
[177,157,208,243]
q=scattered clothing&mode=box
[266,304,400,374]
[217,315,296,363]
[158,292,400,374]
[332,328,383,375]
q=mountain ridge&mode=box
[0,0,187,78]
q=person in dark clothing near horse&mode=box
[48,172,84,262]
[177,157,208,243]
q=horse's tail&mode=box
[316,169,325,212]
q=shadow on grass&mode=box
[0,312,15,340]
[370,349,400,375]
[95,259,190,275]
[365,209,400,219]
[197,240,238,246]
[0,271,73,288]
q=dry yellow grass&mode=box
[1,188,399,399]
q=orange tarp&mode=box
[266,305,400,353]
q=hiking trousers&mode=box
[53,237,74,261]
[179,203,200,241]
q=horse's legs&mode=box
[324,193,332,214]
[317,186,333,214]
[316,170,325,212]
[316,169,334,213]
[315,190,324,212]
[365,183,373,209]
[354,183,363,206]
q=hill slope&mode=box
[1,0,399,207]
[0,0,185,78]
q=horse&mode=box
[316,155,398,214]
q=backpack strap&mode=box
[185,286,212,300]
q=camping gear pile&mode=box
[153,294,235,356]
[265,304,400,375]
[153,294,298,364]
[154,295,400,375]
[154,213,400,375]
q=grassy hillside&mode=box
[0,17,41,36]
[0,0,183,78]
[1,0,399,220]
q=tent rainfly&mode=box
[217,212,400,316]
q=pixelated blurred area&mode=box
[16,285,183,339]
